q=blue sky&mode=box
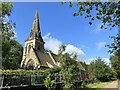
[9,2,118,64]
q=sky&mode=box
[9,2,118,64]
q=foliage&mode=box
[45,66,61,75]
[44,75,56,90]
[89,57,116,82]
[58,45,80,88]
[107,34,120,80]
[0,2,13,17]
[0,2,23,69]
[2,40,23,69]
[107,34,120,54]
[79,61,88,70]
[110,52,120,79]
[0,66,61,76]
[60,53,80,88]
[1,70,43,76]
[61,2,119,30]
[0,2,14,41]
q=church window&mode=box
[25,47,27,54]
[28,45,32,52]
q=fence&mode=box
[1,70,90,87]
[2,74,63,87]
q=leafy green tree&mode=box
[44,75,56,90]
[89,57,116,82]
[2,40,23,69]
[110,52,120,79]
[0,2,23,69]
[107,33,120,79]
[58,45,80,88]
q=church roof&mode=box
[26,9,44,42]
[34,49,58,68]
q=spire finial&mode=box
[35,8,38,19]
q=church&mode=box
[21,9,60,70]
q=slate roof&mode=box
[34,49,58,68]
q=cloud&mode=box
[43,33,62,54]
[65,44,85,59]
[84,57,110,65]
[97,42,106,50]
[43,33,85,59]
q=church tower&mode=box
[22,9,44,61]
[21,9,59,70]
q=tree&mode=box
[107,33,120,79]
[61,2,119,30]
[58,45,80,88]
[0,2,23,69]
[2,40,23,69]
[89,57,116,82]
[110,52,120,79]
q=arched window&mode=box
[26,59,34,70]
[28,45,32,53]
[25,47,27,54]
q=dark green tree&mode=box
[110,52,120,79]
[0,2,23,69]
[89,57,116,82]
[2,40,23,69]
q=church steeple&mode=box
[26,9,43,43]
[23,9,45,54]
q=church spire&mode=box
[26,9,44,43]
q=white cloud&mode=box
[65,44,85,59]
[43,33,62,54]
[43,33,85,59]
[84,57,110,65]
[97,42,106,50]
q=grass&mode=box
[85,81,111,88]
[118,79,120,89]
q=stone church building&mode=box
[21,9,60,70]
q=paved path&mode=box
[100,81,118,90]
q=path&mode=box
[100,81,118,90]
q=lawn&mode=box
[85,81,111,88]
[118,79,120,89]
